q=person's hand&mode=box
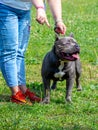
[54,21,66,35]
[36,8,50,27]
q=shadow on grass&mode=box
[27,81,44,98]
[27,81,72,104]
[0,94,10,102]
[0,81,68,104]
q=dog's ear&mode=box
[55,33,60,41]
[69,33,74,38]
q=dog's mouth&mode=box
[61,52,79,61]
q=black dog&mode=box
[41,33,82,103]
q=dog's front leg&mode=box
[42,78,51,104]
[66,78,74,102]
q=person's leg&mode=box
[0,4,27,103]
[17,10,31,93]
[0,4,40,103]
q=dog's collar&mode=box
[59,59,69,63]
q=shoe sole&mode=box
[11,98,32,105]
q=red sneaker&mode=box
[25,89,41,103]
[11,90,32,105]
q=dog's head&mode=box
[54,33,80,61]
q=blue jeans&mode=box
[0,4,31,87]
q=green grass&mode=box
[0,0,98,129]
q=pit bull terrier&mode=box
[41,33,82,103]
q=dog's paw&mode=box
[77,85,82,91]
[41,97,50,104]
[66,96,72,103]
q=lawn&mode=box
[0,0,98,130]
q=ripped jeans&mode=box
[0,3,31,87]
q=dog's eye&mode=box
[68,39,76,44]
[68,40,71,42]
[67,39,72,43]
